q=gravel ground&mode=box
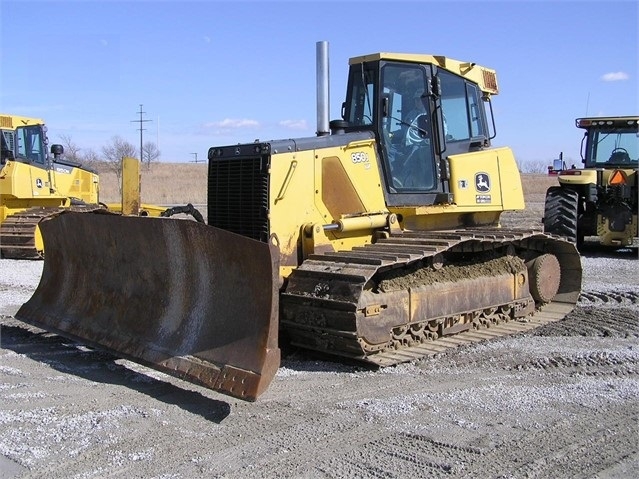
[0,207,638,479]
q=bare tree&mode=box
[101,136,137,188]
[142,141,161,170]
[80,148,102,172]
[522,159,550,174]
[58,133,82,162]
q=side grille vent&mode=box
[0,116,13,128]
[482,69,498,93]
[207,155,270,242]
[2,131,15,151]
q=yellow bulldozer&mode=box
[0,113,102,258]
[16,43,582,402]
[543,116,638,249]
[0,113,186,258]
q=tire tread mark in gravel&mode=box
[530,306,639,338]
[580,290,639,304]
[318,432,481,478]
[462,405,639,478]
[507,351,639,375]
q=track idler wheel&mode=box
[526,254,561,304]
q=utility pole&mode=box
[190,152,199,163]
[131,104,152,162]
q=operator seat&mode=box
[608,149,631,163]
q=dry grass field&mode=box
[96,162,208,205]
[95,161,558,208]
[520,173,561,203]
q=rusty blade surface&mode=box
[16,210,281,401]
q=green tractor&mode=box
[543,116,638,249]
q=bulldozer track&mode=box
[0,205,102,259]
[282,228,581,367]
[364,302,574,366]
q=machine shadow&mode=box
[578,243,638,258]
[0,321,231,423]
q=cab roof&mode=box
[348,52,499,95]
[576,116,639,129]
[0,113,45,130]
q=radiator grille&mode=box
[207,155,270,242]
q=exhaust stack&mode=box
[316,41,330,136]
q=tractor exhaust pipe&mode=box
[316,41,330,136]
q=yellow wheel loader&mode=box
[16,43,582,402]
[543,116,638,249]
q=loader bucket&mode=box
[16,210,281,401]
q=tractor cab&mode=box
[577,117,639,168]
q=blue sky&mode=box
[1,0,637,165]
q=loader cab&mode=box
[0,116,48,168]
[577,117,639,168]
[342,54,493,207]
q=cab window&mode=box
[587,129,638,167]
[380,63,436,191]
[17,125,46,164]
[439,70,487,143]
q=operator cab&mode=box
[342,53,495,207]
[0,123,48,167]
[577,117,639,168]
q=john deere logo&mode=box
[35,178,43,188]
[475,173,490,192]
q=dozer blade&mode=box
[15,210,281,401]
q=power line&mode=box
[131,104,152,161]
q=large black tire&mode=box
[543,186,580,245]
